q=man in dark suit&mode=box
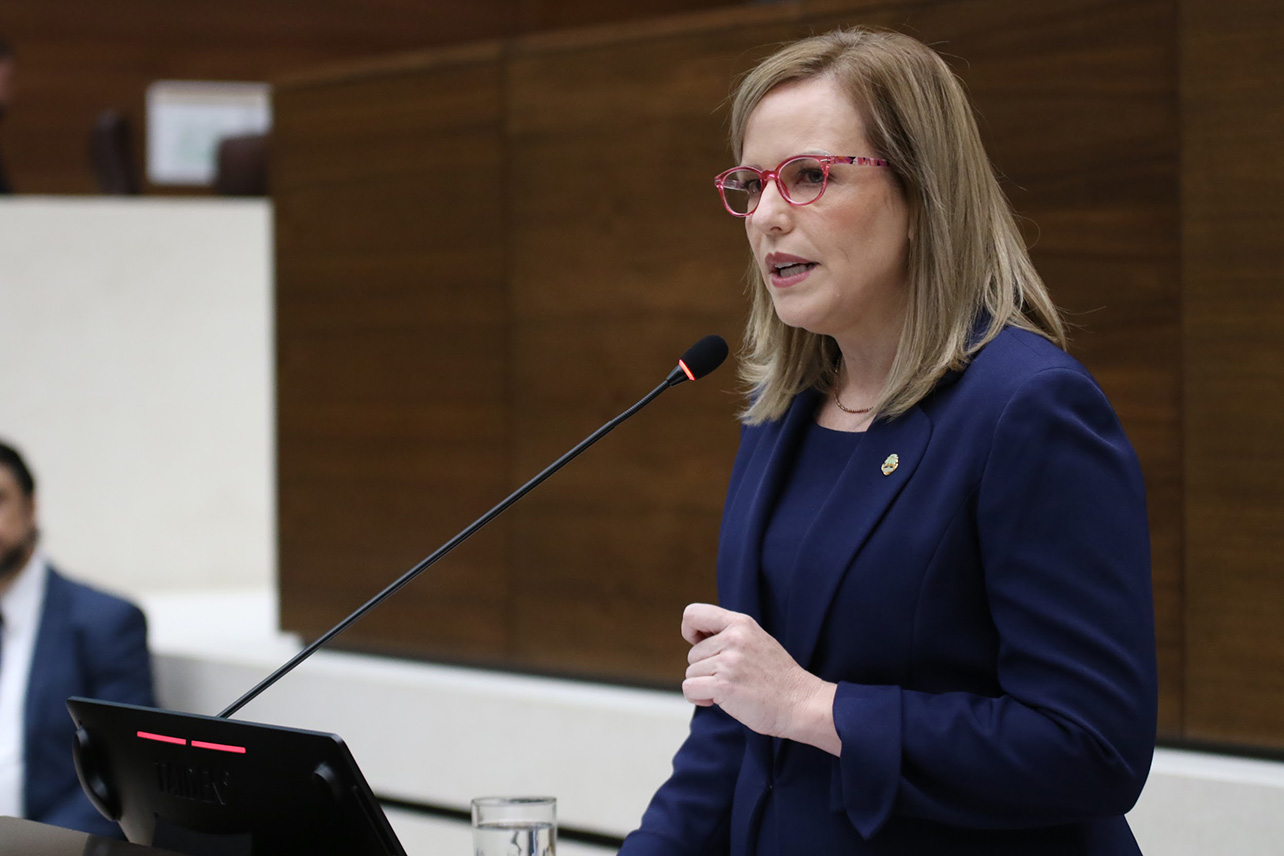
[0,440,154,836]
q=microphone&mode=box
[667,334,730,385]
[218,335,729,719]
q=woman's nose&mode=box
[749,180,793,230]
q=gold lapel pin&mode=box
[881,453,899,476]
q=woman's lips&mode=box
[769,261,818,288]
[765,252,818,288]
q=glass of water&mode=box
[471,795,556,856]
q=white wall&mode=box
[2,199,1282,855]
[1131,750,1284,854]
[0,197,274,594]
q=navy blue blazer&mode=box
[621,327,1158,855]
[23,566,155,837]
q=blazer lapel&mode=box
[781,405,933,670]
[26,566,70,728]
[719,390,821,618]
[23,566,75,813]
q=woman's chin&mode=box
[772,303,836,337]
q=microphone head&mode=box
[673,335,729,384]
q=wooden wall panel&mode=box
[1181,0,1284,748]
[504,11,805,681]
[275,0,1195,729]
[0,0,739,193]
[275,46,514,662]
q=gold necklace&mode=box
[832,389,873,415]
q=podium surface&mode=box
[0,817,182,856]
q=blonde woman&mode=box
[620,28,1156,855]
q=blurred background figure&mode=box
[0,440,155,837]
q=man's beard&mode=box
[0,527,37,579]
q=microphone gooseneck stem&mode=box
[217,378,673,719]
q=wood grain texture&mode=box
[1181,0,1284,748]
[274,0,1192,728]
[502,13,802,683]
[275,50,513,662]
[0,0,738,193]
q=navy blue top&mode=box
[759,420,863,638]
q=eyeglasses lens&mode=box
[780,157,827,205]
[719,168,761,216]
[719,157,828,215]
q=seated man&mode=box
[0,440,154,836]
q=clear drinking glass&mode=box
[471,795,557,856]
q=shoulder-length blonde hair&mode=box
[732,28,1066,425]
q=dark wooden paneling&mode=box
[0,0,738,193]
[275,0,1194,725]
[503,12,801,682]
[275,46,513,662]
[1181,0,1284,748]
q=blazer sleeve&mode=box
[78,596,156,708]
[833,367,1158,837]
[617,703,744,856]
[33,591,155,837]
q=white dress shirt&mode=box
[0,551,49,818]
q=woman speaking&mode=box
[619,27,1157,856]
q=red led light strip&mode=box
[678,359,696,382]
[192,740,247,754]
[136,731,246,754]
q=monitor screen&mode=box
[67,698,406,856]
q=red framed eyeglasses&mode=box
[713,154,891,217]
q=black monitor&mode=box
[67,698,407,856]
